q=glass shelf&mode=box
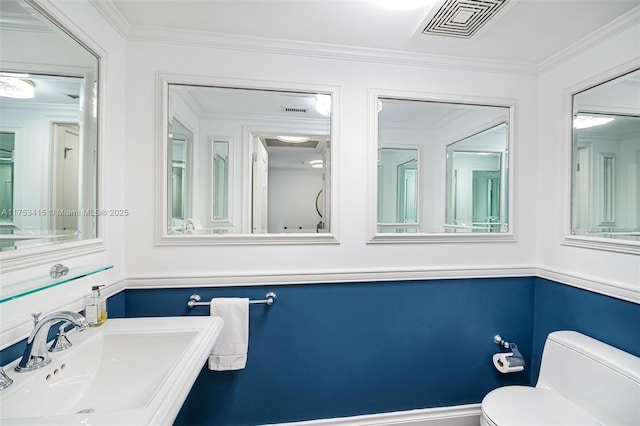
[0,265,113,303]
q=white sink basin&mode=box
[0,316,224,425]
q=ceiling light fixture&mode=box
[0,76,35,99]
[574,115,615,129]
[276,135,310,143]
[315,94,331,117]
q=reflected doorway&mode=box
[52,123,79,232]
[0,132,15,224]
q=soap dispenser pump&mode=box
[85,285,107,327]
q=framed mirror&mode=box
[370,91,513,242]
[159,75,337,244]
[569,67,640,252]
[0,0,101,270]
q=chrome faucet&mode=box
[15,311,89,373]
[183,218,195,233]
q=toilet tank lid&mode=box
[547,331,640,383]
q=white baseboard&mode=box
[265,404,481,426]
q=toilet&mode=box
[481,331,640,426]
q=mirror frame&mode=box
[156,73,340,245]
[367,88,516,243]
[562,61,640,255]
[0,0,105,272]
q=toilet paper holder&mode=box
[494,335,525,368]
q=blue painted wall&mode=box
[125,278,534,425]
[529,278,640,384]
[2,278,638,426]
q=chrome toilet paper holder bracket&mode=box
[494,334,525,367]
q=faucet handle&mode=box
[0,365,13,390]
[31,312,42,326]
[49,322,73,352]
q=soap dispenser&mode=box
[85,285,107,327]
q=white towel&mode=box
[208,298,249,371]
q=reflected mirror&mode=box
[0,0,99,253]
[169,118,193,227]
[446,123,508,232]
[376,96,510,236]
[378,148,420,233]
[211,139,229,223]
[165,83,332,238]
[571,68,640,242]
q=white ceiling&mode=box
[109,0,639,66]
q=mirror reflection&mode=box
[572,68,640,242]
[377,148,420,233]
[211,139,229,222]
[446,123,508,232]
[377,97,510,234]
[0,0,99,252]
[169,118,193,226]
[167,84,331,236]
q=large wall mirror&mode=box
[0,0,101,269]
[371,92,512,242]
[160,76,336,244]
[570,67,640,251]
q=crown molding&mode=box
[88,0,131,38]
[89,1,639,77]
[0,11,53,34]
[86,0,538,79]
[126,25,537,76]
[538,5,640,74]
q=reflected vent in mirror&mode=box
[265,138,319,149]
[282,106,308,113]
[419,0,509,39]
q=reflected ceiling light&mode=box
[276,135,310,143]
[574,115,615,129]
[373,0,437,11]
[315,94,331,117]
[309,160,324,169]
[0,76,35,99]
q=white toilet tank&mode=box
[536,331,640,425]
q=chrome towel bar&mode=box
[187,292,276,308]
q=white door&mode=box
[54,124,80,232]
[252,137,268,233]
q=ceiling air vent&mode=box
[282,106,308,114]
[420,0,509,39]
